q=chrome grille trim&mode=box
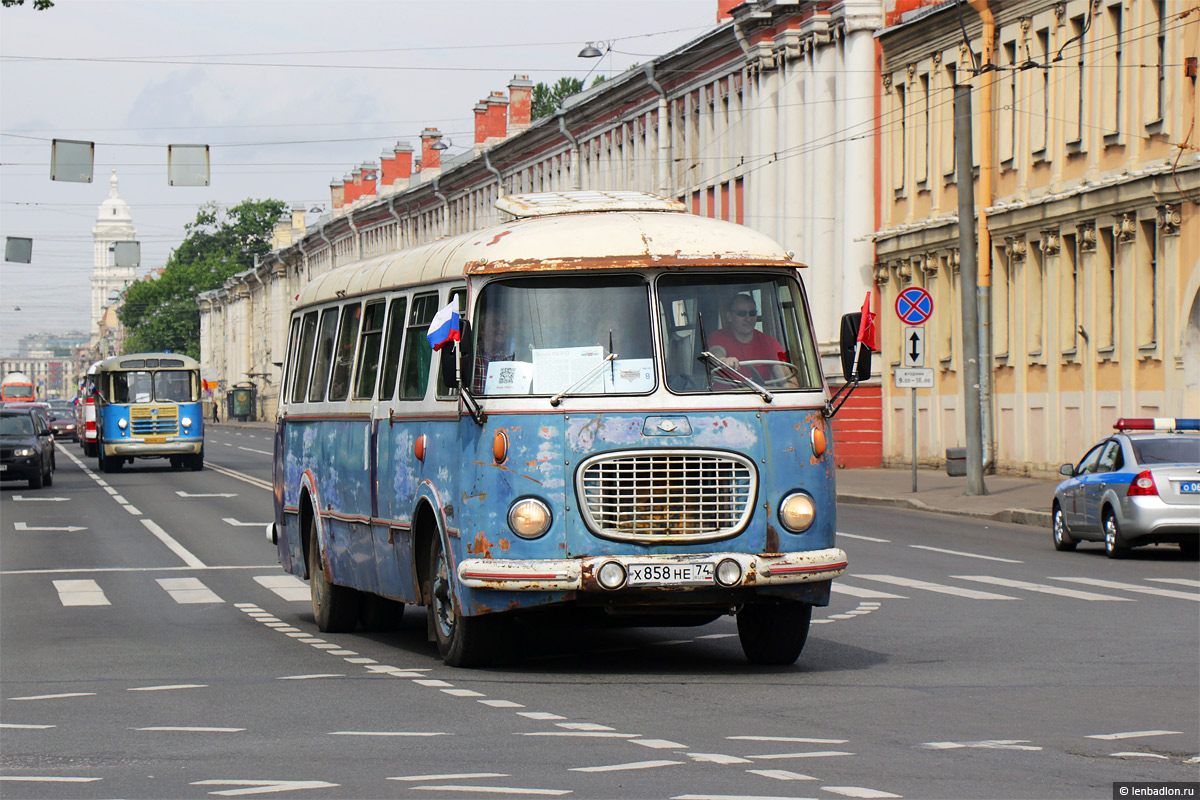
[575,449,756,543]
[130,405,179,437]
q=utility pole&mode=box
[954,84,987,496]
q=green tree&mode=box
[120,198,286,359]
[531,77,585,121]
[1,0,55,8]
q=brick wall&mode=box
[829,383,882,468]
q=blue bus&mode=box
[271,191,870,667]
[93,353,205,472]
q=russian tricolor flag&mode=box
[427,301,461,352]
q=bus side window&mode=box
[281,317,300,402]
[353,300,387,400]
[328,303,362,402]
[377,297,408,401]
[435,289,465,399]
[291,311,320,404]
[399,293,438,400]
[308,308,340,403]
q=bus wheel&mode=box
[308,520,361,632]
[188,453,204,471]
[737,601,812,665]
[428,536,499,667]
[100,453,122,473]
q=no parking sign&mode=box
[895,287,933,326]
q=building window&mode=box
[994,243,1011,359]
[917,73,930,187]
[1032,28,1050,157]
[1059,233,1078,356]
[892,79,906,193]
[1102,3,1123,140]
[1028,240,1045,357]
[1066,14,1087,149]
[999,40,1017,164]
[1136,219,1158,351]
[1097,227,1116,352]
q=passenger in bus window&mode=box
[708,293,796,386]
[473,309,515,392]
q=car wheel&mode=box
[308,516,361,633]
[1103,511,1129,559]
[737,601,812,665]
[1052,505,1076,551]
[28,457,44,489]
[43,461,53,486]
[428,535,500,667]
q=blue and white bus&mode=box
[271,191,870,667]
[93,352,205,472]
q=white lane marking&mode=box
[745,751,855,759]
[137,726,244,732]
[9,692,96,701]
[674,795,820,800]
[253,574,309,601]
[53,579,110,607]
[4,565,276,575]
[479,699,524,708]
[0,723,56,729]
[1050,577,1200,601]
[410,787,568,796]
[1148,578,1200,588]
[112,494,129,504]
[632,738,686,749]
[175,491,237,498]
[952,576,1134,602]
[1085,730,1182,740]
[1110,752,1170,759]
[746,769,816,780]
[442,689,486,697]
[518,731,637,738]
[123,503,143,516]
[729,736,848,743]
[833,583,907,600]
[413,679,454,687]
[853,574,1017,600]
[838,532,891,543]
[910,545,1022,563]
[157,577,223,604]
[920,740,1041,751]
[0,777,100,783]
[140,519,206,568]
[104,487,120,495]
[224,518,271,527]
[128,684,207,692]
[10,495,70,502]
[557,722,615,731]
[570,760,682,772]
[13,522,87,532]
[191,779,338,796]
[517,711,566,720]
[823,787,903,799]
[389,774,510,782]
[687,753,752,764]
[329,731,449,737]
[278,674,344,680]
[237,445,272,456]
[205,462,272,490]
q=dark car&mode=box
[0,407,55,489]
[1052,418,1199,559]
[48,408,79,442]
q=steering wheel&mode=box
[712,360,799,388]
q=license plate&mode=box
[1180,481,1200,494]
[143,436,166,444]
[0,464,6,471]
[627,563,714,586]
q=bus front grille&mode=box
[130,405,179,437]
[575,450,756,543]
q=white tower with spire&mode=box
[91,170,137,336]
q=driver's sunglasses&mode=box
[732,309,759,318]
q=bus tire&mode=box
[188,452,204,471]
[308,519,361,633]
[736,601,812,665]
[428,536,499,668]
[100,452,122,473]
[169,457,182,471]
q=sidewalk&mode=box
[214,421,1058,529]
[836,466,1058,528]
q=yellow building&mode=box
[874,0,1199,475]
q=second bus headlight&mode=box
[508,497,552,539]
[779,492,816,533]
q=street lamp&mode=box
[431,138,452,152]
[577,41,612,84]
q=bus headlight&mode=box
[117,418,128,430]
[715,558,743,587]
[779,492,816,532]
[507,497,551,539]
[181,417,192,428]
[596,561,626,590]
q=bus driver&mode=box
[708,293,795,386]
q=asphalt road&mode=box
[2,427,1197,800]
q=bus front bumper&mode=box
[457,547,848,593]
[105,441,202,457]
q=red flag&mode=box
[856,292,877,351]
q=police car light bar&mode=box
[1113,418,1200,432]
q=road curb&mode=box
[837,493,1052,529]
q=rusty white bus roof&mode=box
[296,193,803,308]
[97,352,200,371]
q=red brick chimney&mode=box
[717,0,741,20]
[330,178,345,211]
[359,161,377,199]
[420,128,443,174]
[343,172,357,204]
[508,75,533,136]
[380,141,413,191]
[485,92,509,144]
[473,100,489,148]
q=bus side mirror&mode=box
[839,312,871,383]
[440,343,459,389]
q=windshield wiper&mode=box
[550,353,618,407]
[697,351,773,403]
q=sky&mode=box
[0,0,717,355]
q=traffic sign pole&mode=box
[894,287,933,493]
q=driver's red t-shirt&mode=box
[708,328,787,381]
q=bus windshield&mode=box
[106,370,198,403]
[658,273,822,393]
[472,275,654,396]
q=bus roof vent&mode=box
[495,191,687,218]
